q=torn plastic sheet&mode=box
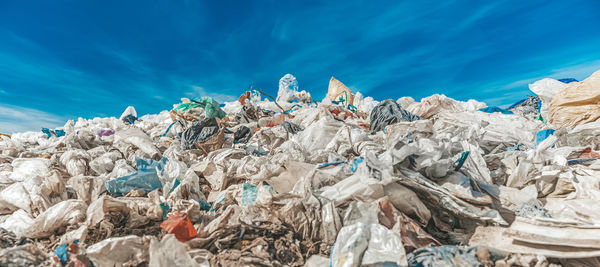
[394,168,508,225]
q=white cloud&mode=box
[186,86,236,103]
[0,89,6,95]
[0,104,67,133]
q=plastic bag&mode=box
[149,234,200,267]
[114,127,161,159]
[549,70,600,128]
[369,99,421,134]
[86,235,150,266]
[529,78,566,122]
[327,77,354,105]
[478,106,513,114]
[277,74,300,102]
[21,200,87,238]
[105,157,166,196]
[180,118,219,150]
[174,97,226,119]
[160,212,197,242]
[407,94,486,119]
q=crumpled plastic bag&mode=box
[529,78,566,122]
[369,99,421,134]
[3,199,87,238]
[86,235,150,267]
[276,74,311,103]
[180,118,220,150]
[149,234,200,267]
[549,70,600,128]
[407,94,486,119]
[330,222,407,267]
[326,77,354,106]
[105,157,166,196]
[114,127,161,159]
[160,212,198,242]
[60,149,91,177]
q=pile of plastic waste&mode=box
[2,71,600,266]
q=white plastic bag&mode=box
[87,235,150,267]
[529,78,566,122]
[149,234,199,267]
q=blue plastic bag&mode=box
[55,243,69,265]
[42,128,66,138]
[105,157,166,196]
[535,129,555,146]
[478,107,513,115]
[558,78,578,84]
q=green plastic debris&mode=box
[536,113,545,123]
[169,179,181,194]
[160,203,170,220]
[454,151,470,171]
[174,96,226,119]
[197,200,211,211]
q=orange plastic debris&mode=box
[160,212,198,242]
[238,91,250,105]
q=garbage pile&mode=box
[2,71,600,266]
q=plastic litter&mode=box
[160,212,197,242]
[514,202,551,219]
[327,77,354,106]
[277,74,312,103]
[508,95,540,120]
[549,70,600,128]
[558,78,578,83]
[4,71,600,266]
[180,118,219,150]
[478,106,513,114]
[105,157,165,196]
[120,106,138,125]
[97,129,115,137]
[535,129,555,146]
[42,127,66,138]
[369,99,421,133]
[407,244,482,267]
[174,96,227,119]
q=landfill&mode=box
[2,71,600,266]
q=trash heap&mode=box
[2,71,600,266]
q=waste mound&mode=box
[2,72,600,266]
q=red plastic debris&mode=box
[160,212,198,242]
[579,147,600,159]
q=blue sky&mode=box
[1,0,600,132]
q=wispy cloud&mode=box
[0,104,67,133]
[1,1,599,133]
